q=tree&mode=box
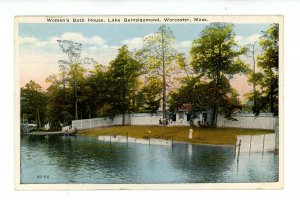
[244,42,261,111]
[136,76,162,113]
[252,24,279,116]
[140,25,178,121]
[57,40,83,120]
[57,40,97,120]
[83,64,111,118]
[169,77,241,123]
[46,74,73,130]
[108,45,142,125]
[67,63,87,120]
[21,80,47,128]
[190,23,248,126]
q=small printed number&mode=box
[37,175,49,179]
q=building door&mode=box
[169,113,176,123]
[187,113,191,122]
[202,113,207,122]
[172,113,176,121]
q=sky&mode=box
[18,23,271,101]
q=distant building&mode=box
[169,103,213,126]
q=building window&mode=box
[202,113,207,122]
[179,112,184,119]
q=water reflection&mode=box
[169,143,235,183]
[20,135,278,184]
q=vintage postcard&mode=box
[15,16,283,190]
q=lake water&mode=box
[20,135,279,184]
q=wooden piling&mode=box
[249,135,252,155]
[234,138,237,156]
[262,134,265,156]
[237,139,241,163]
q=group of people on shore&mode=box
[159,118,173,125]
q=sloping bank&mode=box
[78,125,273,146]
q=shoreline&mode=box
[78,125,273,146]
[96,134,235,147]
[171,140,234,148]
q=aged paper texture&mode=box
[15,15,283,190]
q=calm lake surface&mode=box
[20,135,279,184]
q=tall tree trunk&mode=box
[270,81,274,114]
[132,95,135,113]
[88,106,92,119]
[36,108,41,129]
[122,113,125,126]
[122,90,125,125]
[122,62,126,126]
[211,44,222,127]
[251,45,257,111]
[75,99,78,120]
[162,28,167,121]
[211,106,218,127]
[122,89,125,126]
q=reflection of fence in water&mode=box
[234,134,277,165]
[98,135,172,146]
[235,134,276,154]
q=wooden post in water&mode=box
[262,134,265,157]
[234,138,237,156]
[237,139,241,163]
[249,135,252,155]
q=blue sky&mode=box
[19,23,271,46]
[18,22,272,99]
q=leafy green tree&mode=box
[136,76,162,113]
[108,45,143,125]
[83,64,111,118]
[21,80,48,128]
[190,23,248,126]
[68,64,86,120]
[46,75,73,130]
[252,24,279,116]
[139,25,178,120]
[169,77,241,123]
[244,42,260,112]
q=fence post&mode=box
[249,135,252,155]
[234,138,237,156]
[237,139,241,163]
[262,134,265,156]
[275,118,279,152]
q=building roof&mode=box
[177,103,192,112]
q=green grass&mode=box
[78,125,274,146]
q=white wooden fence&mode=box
[236,134,276,153]
[72,118,114,130]
[97,135,172,146]
[216,114,278,130]
[72,113,163,130]
[73,113,278,131]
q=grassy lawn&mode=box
[78,125,274,146]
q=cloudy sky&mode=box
[17,23,271,100]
